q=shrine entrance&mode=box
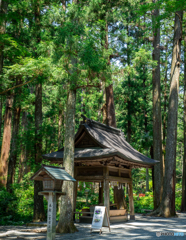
[74,165,134,223]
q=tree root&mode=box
[56,221,78,234]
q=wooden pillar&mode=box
[99,184,103,204]
[128,182,135,220]
[103,166,110,216]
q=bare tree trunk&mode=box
[181,34,186,212]
[152,10,183,217]
[127,24,132,143]
[56,89,78,233]
[152,0,163,210]
[103,21,125,208]
[0,96,2,142]
[114,186,127,209]
[18,111,28,183]
[162,52,168,177]
[58,104,63,150]
[102,81,107,124]
[33,0,45,222]
[33,82,45,221]
[0,0,8,160]
[0,95,13,187]
[6,98,21,192]
[106,84,116,128]
[0,0,8,74]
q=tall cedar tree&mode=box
[0,0,11,187]
[6,89,21,192]
[56,0,78,233]
[181,26,186,212]
[152,10,183,217]
[33,0,45,221]
[101,2,126,210]
[0,95,13,186]
[152,0,163,210]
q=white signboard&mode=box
[91,206,111,234]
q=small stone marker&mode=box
[31,165,76,240]
[91,206,111,235]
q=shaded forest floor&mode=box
[0,213,186,240]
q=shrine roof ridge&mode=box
[81,114,124,137]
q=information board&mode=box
[91,206,111,234]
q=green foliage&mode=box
[133,192,154,213]
[0,174,48,225]
[0,183,34,225]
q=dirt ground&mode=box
[0,213,186,240]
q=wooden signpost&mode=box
[91,206,111,235]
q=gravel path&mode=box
[0,213,186,240]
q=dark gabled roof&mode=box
[30,164,76,182]
[42,117,158,167]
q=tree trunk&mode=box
[152,0,163,210]
[6,98,21,192]
[106,84,116,128]
[18,111,28,183]
[162,38,169,176]
[0,0,8,157]
[58,105,63,150]
[181,34,186,212]
[0,0,8,74]
[114,186,127,209]
[0,95,13,187]
[33,82,45,221]
[0,96,2,142]
[33,0,45,222]
[152,10,183,217]
[103,19,123,208]
[56,89,78,233]
[102,81,107,124]
[127,24,132,143]
[162,52,168,177]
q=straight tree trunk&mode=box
[127,24,132,143]
[33,82,45,221]
[181,34,186,212]
[0,0,8,75]
[103,21,124,208]
[6,98,21,192]
[153,10,183,217]
[0,96,3,142]
[58,105,63,150]
[152,0,163,210]
[56,89,78,233]
[114,186,127,209]
[0,95,13,187]
[33,0,45,221]
[56,0,77,227]
[18,111,28,183]
[0,0,8,159]
[106,84,116,128]
[162,51,168,176]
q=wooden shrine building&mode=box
[43,116,158,222]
